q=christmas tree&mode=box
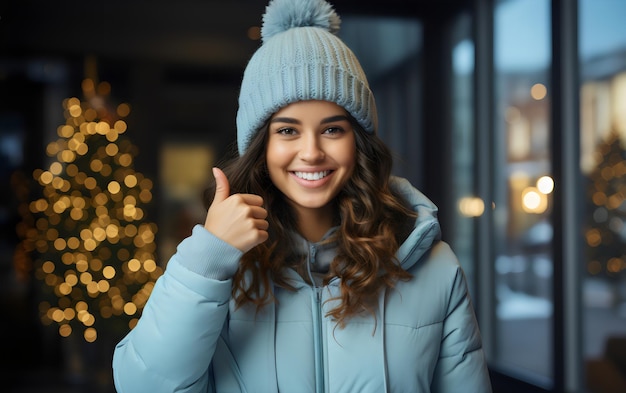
[584,128,626,284]
[16,77,161,343]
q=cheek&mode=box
[266,142,289,174]
[335,143,356,172]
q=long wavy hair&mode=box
[203,118,416,327]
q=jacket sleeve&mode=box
[112,225,243,393]
[431,265,492,393]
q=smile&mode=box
[293,171,331,181]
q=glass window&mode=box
[579,1,626,391]
[493,0,553,384]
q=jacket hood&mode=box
[389,176,441,270]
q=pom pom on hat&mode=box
[236,0,377,155]
[261,0,340,42]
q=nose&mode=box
[298,133,325,162]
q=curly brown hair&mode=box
[203,119,415,327]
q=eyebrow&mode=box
[270,114,350,125]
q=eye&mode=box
[276,127,297,136]
[323,127,344,136]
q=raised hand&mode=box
[204,167,269,253]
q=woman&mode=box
[112,0,492,392]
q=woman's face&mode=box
[266,100,356,217]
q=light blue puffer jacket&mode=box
[113,177,492,392]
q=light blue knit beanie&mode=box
[236,0,378,155]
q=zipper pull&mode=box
[309,244,317,266]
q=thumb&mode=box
[212,167,230,203]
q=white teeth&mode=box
[294,171,329,181]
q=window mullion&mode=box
[550,0,583,391]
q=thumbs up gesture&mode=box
[204,167,269,253]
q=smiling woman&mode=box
[111,0,491,392]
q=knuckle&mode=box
[232,194,244,204]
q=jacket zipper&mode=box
[313,287,324,393]
[308,244,325,393]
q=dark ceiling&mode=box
[1,0,470,70]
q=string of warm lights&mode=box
[585,130,626,278]
[16,78,161,343]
